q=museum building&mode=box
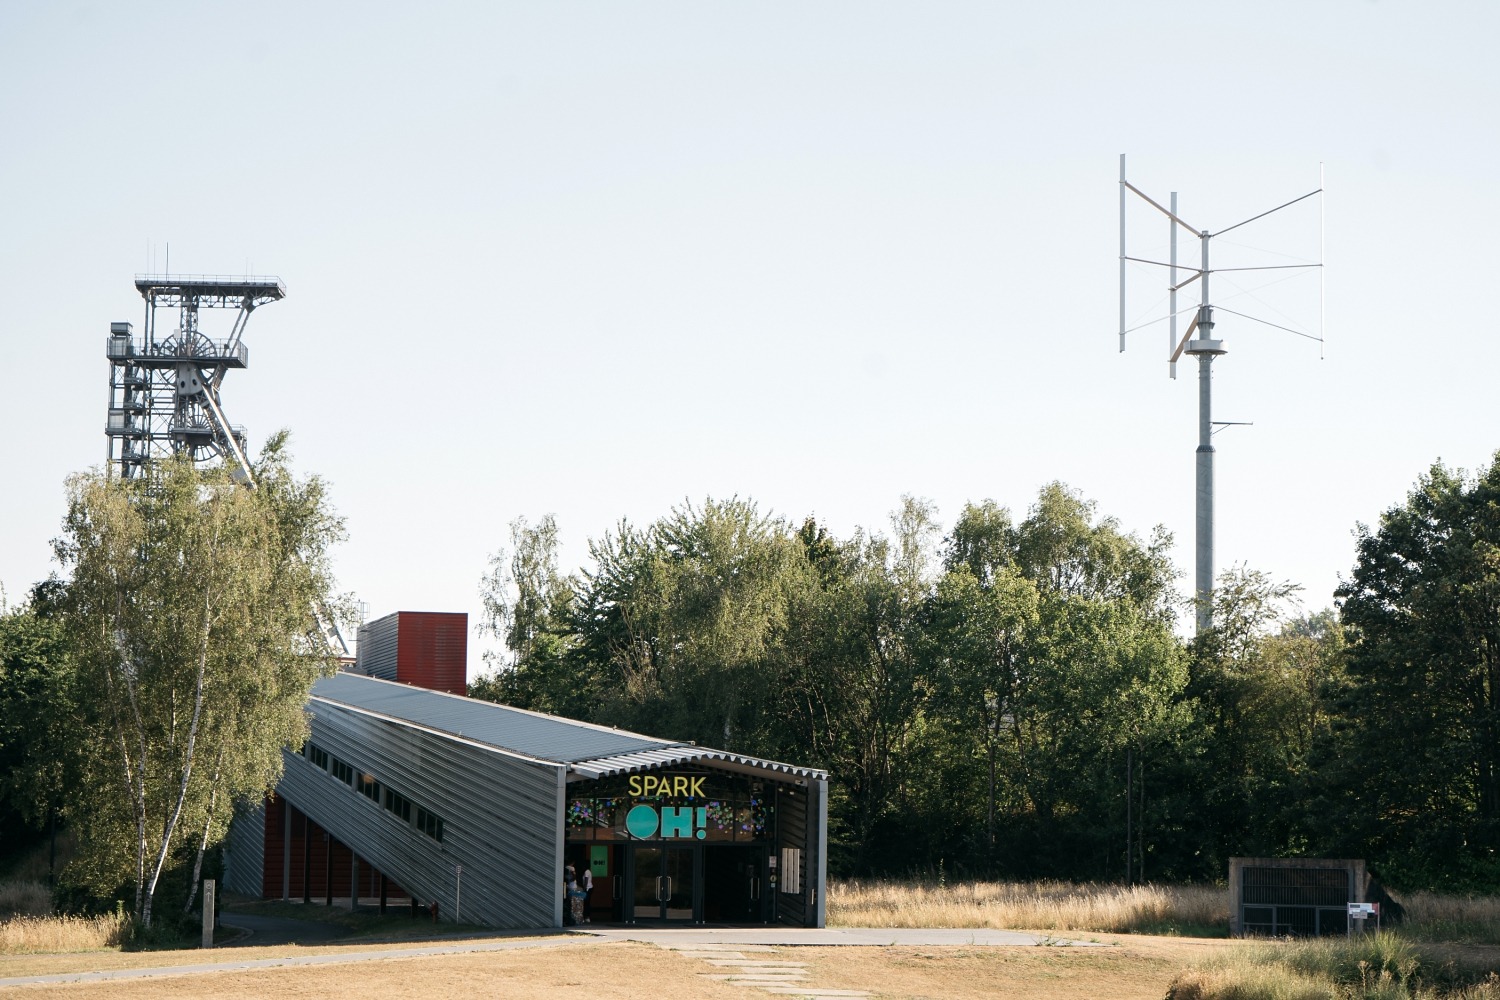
[224,611,829,928]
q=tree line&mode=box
[471,458,1500,891]
[2,448,1499,924]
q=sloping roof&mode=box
[310,672,673,764]
[309,672,826,780]
[568,746,826,781]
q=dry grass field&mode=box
[6,877,1500,998]
[829,877,1227,935]
[0,936,1232,1000]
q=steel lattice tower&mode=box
[104,274,285,478]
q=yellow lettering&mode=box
[672,776,687,796]
[689,777,706,797]
[628,775,643,796]
[645,775,662,796]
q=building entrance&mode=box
[703,845,768,923]
[566,767,804,925]
[632,845,695,921]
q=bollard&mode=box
[201,880,215,949]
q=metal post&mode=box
[351,854,359,911]
[201,879,215,948]
[1125,746,1134,886]
[1169,193,1178,379]
[1118,154,1127,352]
[282,801,291,901]
[301,814,311,904]
[380,874,388,915]
[324,835,333,907]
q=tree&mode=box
[572,498,814,750]
[1330,456,1500,885]
[920,487,1188,878]
[777,498,942,872]
[930,502,1039,853]
[1166,567,1346,876]
[54,438,346,925]
[473,515,585,715]
[0,579,74,871]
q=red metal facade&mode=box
[394,611,467,695]
[260,794,408,903]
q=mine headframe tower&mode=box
[104,275,285,479]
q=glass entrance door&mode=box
[632,846,696,921]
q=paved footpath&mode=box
[0,925,1099,990]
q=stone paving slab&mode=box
[580,926,1102,947]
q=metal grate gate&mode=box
[1240,866,1350,937]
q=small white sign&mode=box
[1348,902,1378,917]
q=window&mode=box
[331,758,353,785]
[780,847,802,894]
[417,807,445,842]
[357,773,381,802]
[385,788,412,822]
[304,744,329,770]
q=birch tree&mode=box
[55,437,345,926]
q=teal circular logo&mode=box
[625,804,659,839]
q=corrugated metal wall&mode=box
[355,614,400,681]
[277,699,562,928]
[395,612,467,695]
[776,784,809,925]
[223,799,266,897]
[354,611,467,695]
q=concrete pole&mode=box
[1187,229,1223,636]
[1195,347,1215,634]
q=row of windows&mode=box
[300,741,445,843]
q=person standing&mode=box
[580,864,594,924]
[563,863,578,925]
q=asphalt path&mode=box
[216,910,348,947]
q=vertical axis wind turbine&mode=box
[1119,155,1323,634]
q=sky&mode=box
[3,1,1497,676]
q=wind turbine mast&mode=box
[1118,155,1323,634]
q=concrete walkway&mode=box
[0,925,1099,990]
[574,926,1104,947]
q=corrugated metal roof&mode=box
[568,746,827,781]
[310,672,828,780]
[310,673,674,764]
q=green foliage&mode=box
[0,579,74,852]
[1164,568,1349,878]
[51,440,347,925]
[467,457,1500,888]
[479,485,1189,879]
[1330,456,1500,881]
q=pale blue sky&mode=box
[3,1,1497,671]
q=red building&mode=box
[354,611,467,695]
